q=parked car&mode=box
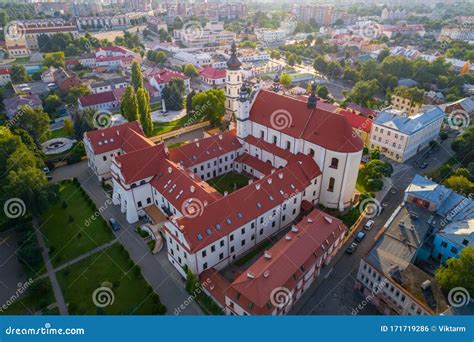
[355,231,366,242]
[420,162,428,169]
[364,219,375,231]
[42,166,50,174]
[345,242,358,254]
[108,218,120,231]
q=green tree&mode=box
[66,85,91,105]
[186,90,196,115]
[183,64,199,78]
[162,79,185,111]
[443,175,474,196]
[313,55,328,75]
[316,85,329,99]
[136,88,152,136]
[63,118,74,136]
[43,94,61,116]
[131,61,143,91]
[377,48,390,63]
[191,89,225,126]
[435,247,474,297]
[11,64,29,83]
[346,80,379,107]
[239,40,256,49]
[279,73,292,88]
[120,85,139,122]
[14,106,50,143]
[43,52,65,68]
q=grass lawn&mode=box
[207,172,251,195]
[40,181,115,267]
[57,244,165,315]
[356,171,368,193]
[50,127,70,139]
[1,278,55,315]
[152,112,205,136]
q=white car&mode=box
[364,219,375,231]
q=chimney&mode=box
[421,280,432,291]
[278,173,283,179]
[291,226,299,233]
[190,185,195,193]
[255,184,261,190]
[203,200,208,207]
[264,251,272,259]
[267,178,272,184]
[168,167,172,174]
[196,142,200,148]
[247,272,255,279]
[285,234,291,241]
[263,270,270,278]
[219,134,223,140]
[224,191,228,196]
[248,179,254,184]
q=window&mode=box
[219,253,224,260]
[330,158,338,169]
[103,156,107,161]
[241,228,245,234]
[230,246,235,253]
[241,239,246,246]
[211,245,216,252]
[203,262,208,270]
[260,130,264,138]
[286,141,291,150]
[462,239,469,246]
[328,178,335,192]
[259,228,263,235]
[202,250,207,257]
[272,136,277,144]
[220,240,225,247]
[451,246,458,254]
[137,201,142,208]
[230,234,234,241]
[441,241,448,248]
[308,148,315,157]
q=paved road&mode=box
[51,161,203,315]
[293,140,455,315]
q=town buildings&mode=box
[174,21,236,48]
[356,174,473,315]
[369,107,445,162]
[291,4,345,26]
[147,69,190,97]
[439,25,474,42]
[4,94,43,119]
[4,19,78,57]
[202,209,347,315]
[83,45,363,302]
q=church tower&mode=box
[225,41,242,121]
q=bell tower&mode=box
[225,41,242,121]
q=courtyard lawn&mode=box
[152,111,206,136]
[57,244,165,315]
[207,172,251,195]
[50,127,70,139]
[40,180,115,267]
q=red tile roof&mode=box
[337,109,372,133]
[244,135,293,161]
[229,209,347,313]
[84,121,146,155]
[151,69,188,84]
[346,103,376,118]
[115,143,168,184]
[235,153,273,176]
[199,67,226,79]
[0,68,11,75]
[79,90,117,107]
[176,155,321,252]
[150,160,221,213]
[249,90,363,153]
[168,130,242,168]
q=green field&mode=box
[57,244,165,315]
[208,172,251,195]
[0,278,55,315]
[40,181,115,267]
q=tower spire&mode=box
[226,41,242,70]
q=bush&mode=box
[367,178,383,191]
[62,201,68,208]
